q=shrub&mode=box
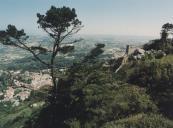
[102,114,173,128]
[143,39,173,54]
[128,61,173,88]
[27,79,157,128]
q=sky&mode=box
[0,0,173,37]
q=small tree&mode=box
[0,6,83,97]
[161,23,173,40]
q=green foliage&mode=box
[0,101,42,128]
[25,63,157,128]
[0,88,48,128]
[0,25,27,45]
[119,57,173,119]
[59,45,75,54]
[144,23,173,53]
[0,71,13,92]
[102,114,173,128]
[159,54,173,64]
[161,23,173,40]
[83,43,105,62]
[143,39,173,54]
[30,46,48,54]
[37,6,82,38]
[128,61,173,88]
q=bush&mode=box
[143,39,173,54]
[128,61,173,88]
[125,60,173,119]
[102,114,173,128]
[30,76,157,128]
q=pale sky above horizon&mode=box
[0,0,173,37]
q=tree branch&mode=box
[60,25,83,43]
[16,39,50,67]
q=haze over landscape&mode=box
[1,0,173,37]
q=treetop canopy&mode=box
[37,6,82,38]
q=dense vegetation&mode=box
[24,62,158,128]
[118,57,173,119]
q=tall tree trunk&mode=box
[50,52,57,99]
[51,39,60,99]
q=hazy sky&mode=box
[0,0,173,37]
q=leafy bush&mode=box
[128,61,173,88]
[0,102,42,128]
[102,114,173,128]
[143,39,173,54]
[123,59,173,119]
